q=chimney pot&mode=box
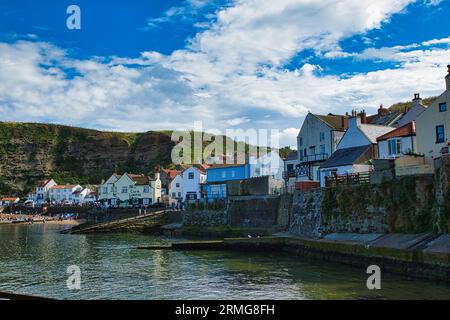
[447,65,450,90]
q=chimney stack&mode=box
[378,104,389,117]
[341,115,349,130]
[356,110,367,124]
[446,65,450,90]
[412,93,423,106]
[360,110,367,124]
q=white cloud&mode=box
[2,0,449,146]
[225,117,250,126]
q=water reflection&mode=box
[0,224,449,300]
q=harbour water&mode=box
[0,224,450,300]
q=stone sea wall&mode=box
[289,189,323,238]
[182,210,228,227]
[181,195,281,230]
[289,170,447,238]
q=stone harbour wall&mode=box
[227,195,280,228]
[290,173,438,238]
[182,195,281,229]
[289,189,323,238]
[182,209,228,227]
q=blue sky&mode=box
[0,0,450,147]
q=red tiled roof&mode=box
[123,173,151,185]
[1,197,19,201]
[51,185,77,190]
[163,169,181,180]
[376,122,416,141]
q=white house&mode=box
[169,174,183,207]
[319,114,393,187]
[83,191,97,204]
[0,197,20,206]
[377,122,417,159]
[396,94,427,128]
[181,166,207,202]
[28,178,57,204]
[48,185,82,203]
[249,150,284,181]
[416,66,450,162]
[98,173,162,207]
[72,188,96,205]
[296,113,348,182]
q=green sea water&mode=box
[0,224,449,300]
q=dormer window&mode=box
[439,103,447,112]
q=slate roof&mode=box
[207,163,247,169]
[314,114,348,130]
[359,124,395,144]
[286,151,298,161]
[320,145,372,169]
[367,111,403,126]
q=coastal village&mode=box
[1,65,450,295]
[2,66,448,214]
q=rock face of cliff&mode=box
[0,122,174,195]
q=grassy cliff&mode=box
[0,122,260,196]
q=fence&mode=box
[325,172,371,188]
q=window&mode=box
[287,164,294,172]
[221,171,226,178]
[436,125,445,143]
[388,139,402,155]
[178,192,181,197]
[103,187,107,194]
[320,132,325,142]
[188,172,194,179]
[439,103,447,112]
[299,137,303,147]
[320,144,326,155]
[143,186,149,193]
[176,183,180,188]
[172,192,176,198]
[122,187,128,194]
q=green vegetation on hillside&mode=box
[389,96,437,113]
[0,122,260,196]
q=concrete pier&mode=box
[137,233,450,283]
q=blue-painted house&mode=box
[204,164,250,200]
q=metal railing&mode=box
[300,153,329,163]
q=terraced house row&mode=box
[284,65,450,190]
